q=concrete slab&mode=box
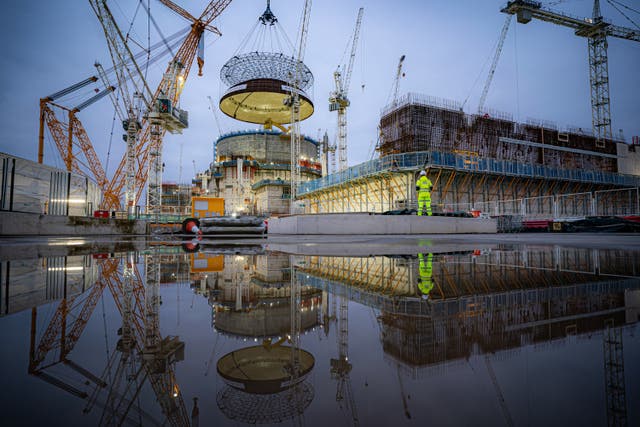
[267,213,497,235]
[0,211,147,236]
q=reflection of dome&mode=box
[217,345,314,393]
[217,381,314,424]
[214,296,320,338]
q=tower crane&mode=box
[390,55,406,110]
[90,0,155,214]
[100,0,233,212]
[501,0,640,147]
[287,0,312,210]
[329,8,364,172]
[477,15,513,114]
[38,78,116,205]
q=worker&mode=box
[417,252,434,299]
[415,170,433,216]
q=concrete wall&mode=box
[267,213,497,235]
[617,142,640,176]
[0,211,147,236]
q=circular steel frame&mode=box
[220,51,313,90]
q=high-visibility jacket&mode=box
[418,253,434,296]
[416,176,433,193]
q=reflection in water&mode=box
[199,252,318,423]
[1,243,639,426]
[216,343,315,423]
[297,247,640,426]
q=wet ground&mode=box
[1,234,639,426]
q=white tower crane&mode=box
[329,8,364,172]
[89,0,154,214]
[288,0,312,211]
[501,0,640,147]
[477,15,512,114]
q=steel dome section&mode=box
[219,78,314,124]
[220,52,313,90]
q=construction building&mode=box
[297,94,640,216]
[202,130,321,215]
[159,182,192,216]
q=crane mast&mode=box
[89,0,154,213]
[99,0,232,212]
[329,7,364,172]
[501,0,640,147]
[288,0,312,210]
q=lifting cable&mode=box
[461,39,499,111]
[513,22,521,122]
[607,0,640,30]
[104,99,119,176]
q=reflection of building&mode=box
[204,131,321,215]
[191,253,322,338]
[298,247,640,376]
[0,254,99,316]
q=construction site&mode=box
[1,235,638,425]
[0,0,640,426]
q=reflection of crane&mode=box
[501,0,640,146]
[30,255,190,426]
[485,356,514,427]
[603,319,627,426]
[29,260,111,398]
[477,15,512,113]
[330,296,359,426]
[396,367,411,419]
[329,8,364,172]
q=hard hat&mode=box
[419,170,426,176]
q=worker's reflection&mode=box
[418,253,433,299]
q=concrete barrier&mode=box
[0,211,147,236]
[267,213,497,235]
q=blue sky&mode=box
[1,0,638,184]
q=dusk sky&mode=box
[1,0,638,184]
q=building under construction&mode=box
[203,130,321,215]
[297,93,640,216]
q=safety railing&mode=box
[302,187,640,221]
[297,151,640,196]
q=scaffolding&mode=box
[297,93,639,214]
[378,93,620,172]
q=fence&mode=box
[301,186,640,221]
[298,150,640,196]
